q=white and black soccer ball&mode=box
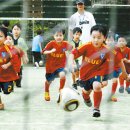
[59,87,80,112]
[39,60,43,66]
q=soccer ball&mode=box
[59,87,80,112]
[39,60,43,66]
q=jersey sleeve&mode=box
[42,41,53,53]
[72,44,87,59]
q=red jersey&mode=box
[43,40,72,73]
[99,46,123,75]
[72,42,122,81]
[10,46,24,73]
[119,47,130,73]
[0,45,20,82]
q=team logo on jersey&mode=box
[62,48,66,52]
[1,52,6,57]
[100,53,105,59]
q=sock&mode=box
[93,91,102,109]
[59,78,66,91]
[126,81,130,89]
[119,75,124,87]
[111,82,118,94]
[45,81,50,92]
[82,91,90,101]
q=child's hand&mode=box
[1,63,10,70]
[22,55,29,64]
[51,48,56,53]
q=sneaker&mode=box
[125,88,130,94]
[57,93,61,103]
[119,87,124,93]
[35,62,39,68]
[93,109,100,118]
[72,83,77,90]
[82,92,92,107]
[110,95,117,102]
[44,92,50,101]
[0,103,4,110]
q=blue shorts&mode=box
[0,81,14,94]
[45,68,65,82]
[79,76,104,91]
[104,68,121,80]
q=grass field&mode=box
[0,66,130,130]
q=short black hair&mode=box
[37,29,43,35]
[90,24,108,37]
[0,26,8,37]
[2,20,10,27]
[12,23,21,30]
[73,27,82,34]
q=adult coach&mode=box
[69,0,96,44]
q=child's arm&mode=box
[119,59,128,79]
[68,53,77,73]
[123,58,130,63]
[42,48,56,54]
[1,62,11,70]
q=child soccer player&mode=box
[69,24,127,118]
[0,27,21,110]
[105,33,121,102]
[117,36,130,93]
[71,27,82,90]
[42,26,72,102]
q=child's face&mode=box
[91,31,106,48]
[106,37,115,47]
[53,32,64,43]
[0,31,6,46]
[73,32,81,41]
[117,37,127,48]
[6,36,14,45]
[12,25,21,37]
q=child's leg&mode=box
[119,74,125,93]
[59,71,66,91]
[44,80,51,101]
[0,96,4,110]
[93,81,102,109]
[110,78,118,102]
[125,80,130,93]
[93,81,102,117]
[82,89,92,107]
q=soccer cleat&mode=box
[0,103,4,110]
[93,109,100,118]
[119,87,124,93]
[72,83,77,90]
[125,88,130,94]
[82,92,92,107]
[110,95,117,102]
[44,92,50,101]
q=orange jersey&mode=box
[0,45,20,82]
[43,40,72,73]
[119,47,130,73]
[72,42,122,81]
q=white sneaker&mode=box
[35,62,39,68]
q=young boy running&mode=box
[42,26,72,102]
[117,36,130,94]
[69,24,127,118]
